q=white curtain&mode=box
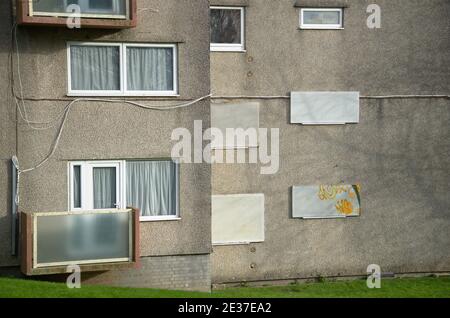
[126,47,174,91]
[93,167,116,209]
[70,45,120,91]
[73,165,81,208]
[126,161,177,216]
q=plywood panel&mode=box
[292,185,361,218]
[290,92,359,124]
[212,194,264,244]
[211,102,260,149]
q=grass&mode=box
[0,276,449,298]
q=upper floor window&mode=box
[300,8,343,29]
[32,0,128,19]
[67,42,178,96]
[210,6,245,52]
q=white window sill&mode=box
[210,46,246,53]
[67,93,180,98]
[299,27,344,30]
[140,216,181,222]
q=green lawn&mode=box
[0,276,449,298]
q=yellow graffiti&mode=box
[318,185,351,200]
[335,199,354,215]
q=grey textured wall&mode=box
[210,0,450,283]
[0,0,17,267]
[211,0,450,96]
[0,0,212,268]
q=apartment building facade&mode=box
[0,0,449,291]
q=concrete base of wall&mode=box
[82,254,211,292]
[0,254,212,292]
[211,271,450,290]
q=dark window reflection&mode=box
[210,9,242,44]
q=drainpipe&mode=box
[11,156,18,256]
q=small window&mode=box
[300,8,343,29]
[67,42,178,96]
[210,6,245,52]
[69,160,180,221]
[69,161,122,211]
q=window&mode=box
[69,161,123,211]
[126,161,179,221]
[32,0,128,19]
[67,42,178,96]
[69,160,180,221]
[210,6,245,52]
[300,8,343,29]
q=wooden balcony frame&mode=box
[20,208,140,276]
[16,0,137,29]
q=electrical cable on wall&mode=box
[10,23,211,205]
[10,23,449,206]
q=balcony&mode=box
[20,208,140,275]
[16,0,137,29]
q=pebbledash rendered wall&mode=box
[0,0,212,291]
[210,0,450,284]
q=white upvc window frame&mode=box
[299,8,344,30]
[123,43,178,97]
[138,159,180,222]
[68,161,125,211]
[29,0,129,20]
[68,160,180,222]
[67,42,178,97]
[67,42,123,97]
[210,6,245,52]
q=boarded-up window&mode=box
[292,185,361,219]
[211,102,259,149]
[212,194,265,245]
[290,92,360,125]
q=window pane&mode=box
[36,212,130,264]
[93,167,117,209]
[126,161,177,217]
[210,9,242,44]
[126,47,174,91]
[33,0,127,16]
[73,165,81,208]
[70,45,120,91]
[303,11,341,25]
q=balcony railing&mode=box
[21,208,140,275]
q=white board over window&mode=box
[212,194,265,245]
[211,102,260,149]
[290,92,360,124]
[292,185,361,219]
